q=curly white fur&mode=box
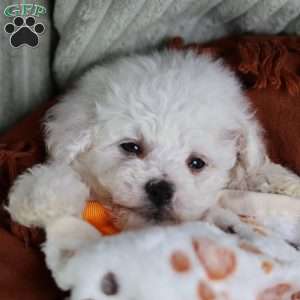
[7,50,300,238]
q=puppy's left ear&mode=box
[43,217,100,290]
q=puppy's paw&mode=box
[203,206,256,240]
[7,162,89,228]
[254,162,300,198]
[274,182,300,199]
[259,179,300,199]
[44,216,100,290]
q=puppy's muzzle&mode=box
[144,179,174,208]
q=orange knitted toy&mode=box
[82,200,120,235]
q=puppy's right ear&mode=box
[43,217,100,290]
[45,92,95,163]
[236,118,266,174]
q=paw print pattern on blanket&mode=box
[197,281,219,300]
[170,238,236,299]
[170,250,191,273]
[192,238,236,280]
[43,218,300,300]
[169,238,296,300]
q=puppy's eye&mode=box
[120,142,143,156]
[187,156,206,171]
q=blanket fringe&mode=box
[168,37,300,96]
[0,141,45,245]
[238,40,300,96]
[0,141,40,202]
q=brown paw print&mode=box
[257,283,292,300]
[169,238,236,300]
[170,250,191,273]
[261,261,273,274]
[198,281,216,300]
[192,238,236,280]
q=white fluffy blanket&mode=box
[43,190,300,300]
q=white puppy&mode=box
[7,50,300,232]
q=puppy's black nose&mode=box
[145,179,174,207]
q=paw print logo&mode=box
[4,16,45,48]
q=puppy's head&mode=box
[46,50,265,227]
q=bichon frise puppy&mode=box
[7,50,300,231]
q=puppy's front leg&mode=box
[7,162,89,228]
[249,159,300,198]
[203,206,257,239]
